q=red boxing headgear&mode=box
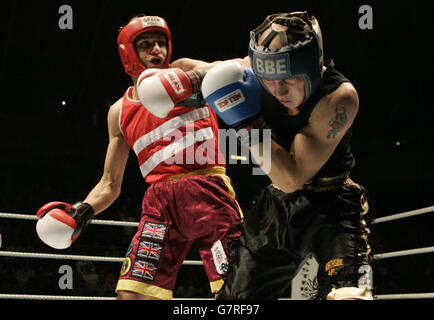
[117,16,172,77]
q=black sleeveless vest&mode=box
[260,59,355,178]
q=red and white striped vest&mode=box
[119,87,225,183]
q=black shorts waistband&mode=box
[303,172,351,192]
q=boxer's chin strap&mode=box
[327,287,373,300]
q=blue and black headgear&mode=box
[249,12,324,100]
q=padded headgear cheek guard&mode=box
[117,16,172,77]
[248,12,324,100]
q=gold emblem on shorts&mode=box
[325,258,344,276]
[120,257,131,276]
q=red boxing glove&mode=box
[36,201,94,249]
[137,68,205,118]
[137,68,161,83]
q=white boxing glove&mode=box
[36,201,94,249]
[137,68,205,118]
[201,60,262,127]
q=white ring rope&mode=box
[0,294,117,300]
[1,292,434,300]
[0,206,433,264]
[374,293,434,300]
[373,246,434,260]
[0,212,139,227]
[1,244,433,264]
[0,250,203,265]
[372,205,434,224]
[1,204,432,227]
[0,250,124,262]
[0,293,215,300]
[1,206,433,301]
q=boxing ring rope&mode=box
[0,250,203,265]
[0,212,140,227]
[0,294,117,300]
[0,293,214,300]
[1,205,433,300]
[372,205,434,224]
[1,246,434,263]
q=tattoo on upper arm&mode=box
[327,106,348,138]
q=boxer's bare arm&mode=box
[238,56,251,68]
[83,99,130,215]
[170,56,250,72]
[250,83,359,193]
[169,58,214,71]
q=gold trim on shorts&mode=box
[164,166,243,219]
[218,172,244,219]
[164,166,226,181]
[210,279,224,293]
[115,279,173,300]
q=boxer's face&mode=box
[258,23,306,112]
[134,31,168,69]
[262,77,306,111]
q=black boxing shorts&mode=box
[218,177,373,300]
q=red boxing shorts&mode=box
[115,167,243,299]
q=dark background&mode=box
[0,0,432,299]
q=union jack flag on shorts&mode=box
[141,222,167,241]
[137,240,163,260]
[132,259,158,281]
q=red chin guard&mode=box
[117,16,172,77]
